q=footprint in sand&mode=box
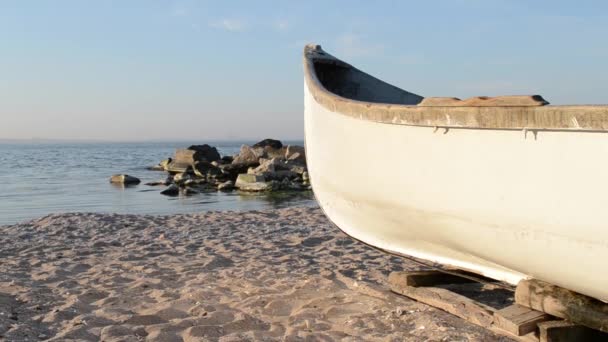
[100,325,148,342]
[300,236,333,247]
[262,299,294,316]
[202,255,234,270]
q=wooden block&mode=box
[494,304,552,336]
[515,330,541,342]
[538,320,608,342]
[515,279,608,333]
[388,270,477,288]
[389,279,495,327]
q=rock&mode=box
[266,170,298,180]
[158,144,223,174]
[232,145,264,166]
[161,158,173,170]
[146,175,172,186]
[287,152,305,164]
[219,163,251,181]
[181,187,199,196]
[149,158,171,171]
[242,182,271,191]
[280,179,303,190]
[207,165,222,178]
[173,145,220,168]
[289,165,307,175]
[165,161,190,173]
[148,165,164,171]
[109,174,141,185]
[173,172,192,185]
[145,180,166,186]
[285,145,306,164]
[186,144,221,162]
[237,182,272,192]
[235,174,270,191]
[253,139,287,160]
[160,184,179,196]
[248,158,285,175]
[302,171,310,183]
[173,149,198,166]
[158,158,172,171]
[221,156,234,164]
[236,174,265,184]
[253,138,283,150]
[268,180,281,191]
[194,161,222,180]
[193,161,213,178]
[174,149,196,163]
[231,141,288,167]
[217,180,235,191]
[248,158,297,180]
[264,145,287,159]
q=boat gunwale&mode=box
[304,44,608,132]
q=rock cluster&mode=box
[148,139,309,196]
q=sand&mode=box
[0,206,513,341]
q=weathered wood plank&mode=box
[387,270,477,288]
[494,304,552,336]
[515,279,608,333]
[419,95,548,107]
[538,320,608,342]
[389,272,495,327]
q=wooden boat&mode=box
[303,44,608,302]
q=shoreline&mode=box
[1,206,510,341]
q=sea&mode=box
[0,141,316,225]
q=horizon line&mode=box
[0,137,305,144]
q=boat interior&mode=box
[312,59,424,105]
[311,52,548,107]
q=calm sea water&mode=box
[0,141,315,225]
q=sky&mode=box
[1,0,607,141]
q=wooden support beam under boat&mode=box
[389,271,495,328]
[387,270,478,287]
[493,304,552,336]
[515,279,608,333]
[537,320,608,342]
[389,271,608,341]
[389,271,540,341]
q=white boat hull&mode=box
[305,81,608,302]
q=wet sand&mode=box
[0,206,513,341]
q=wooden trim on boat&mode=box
[304,44,608,131]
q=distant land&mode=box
[0,138,112,144]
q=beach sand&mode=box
[0,206,513,341]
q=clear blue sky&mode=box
[1,0,607,141]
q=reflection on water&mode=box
[110,183,140,190]
[0,141,316,225]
